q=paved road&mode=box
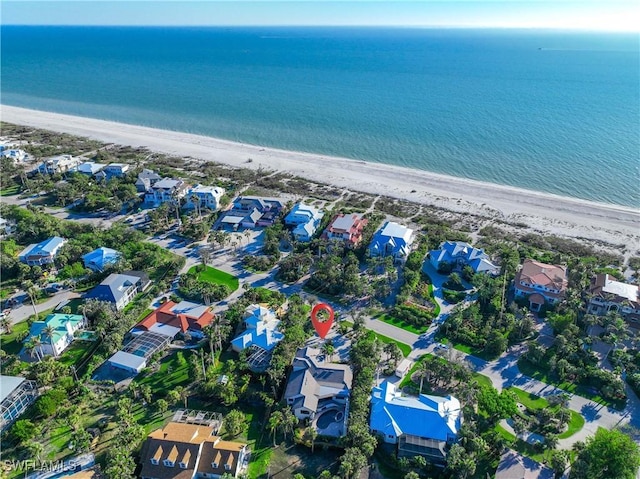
[7,290,80,324]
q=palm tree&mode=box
[21,280,39,320]
[321,341,335,362]
[268,410,283,446]
[417,360,431,394]
[0,316,12,334]
[42,325,57,356]
[24,339,41,362]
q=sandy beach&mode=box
[2,105,639,249]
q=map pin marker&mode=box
[311,303,334,339]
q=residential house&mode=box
[144,178,189,206]
[0,217,15,237]
[495,450,554,479]
[184,185,226,211]
[1,376,38,432]
[18,236,66,266]
[81,247,121,272]
[369,221,414,261]
[322,213,368,247]
[139,421,248,479]
[24,313,87,357]
[135,168,163,192]
[231,305,284,371]
[428,240,499,275]
[370,381,461,463]
[284,347,352,435]
[588,274,640,326]
[218,196,283,231]
[1,149,28,163]
[107,331,173,374]
[514,259,568,312]
[77,161,107,176]
[136,300,215,339]
[101,163,130,179]
[85,271,150,310]
[285,203,324,242]
[37,155,81,175]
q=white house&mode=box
[24,313,87,357]
[285,203,324,242]
[184,185,226,211]
[37,155,81,175]
[81,247,121,272]
[428,240,499,275]
[18,236,66,266]
[370,381,461,462]
[85,271,150,311]
[102,163,130,179]
[77,161,107,176]
[369,221,414,261]
[588,274,640,325]
[231,305,284,353]
[144,178,188,206]
[1,149,28,163]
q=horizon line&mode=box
[2,23,639,32]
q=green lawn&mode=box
[1,320,30,355]
[374,333,412,358]
[189,265,239,291]
[518,358,626,410]
[376,313,427,335]
[58,342,92,367]
[0,185,20,196]
[134,351,193,396]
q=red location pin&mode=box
[311,303,334,339]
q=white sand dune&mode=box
[2,105,638,249]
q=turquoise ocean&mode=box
[1,26,638,207]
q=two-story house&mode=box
[322,213,368,247]
[184,185,226,211]
[144,178,189,207]
[588,274,640,326]
[36,155,81,175]
[284,203,324,242]
[514,259,568,311]
[85,271,151,310]
[18,236,66,266]
[428,240,499,275]
[369,221,414,262]
[24,313,87,357]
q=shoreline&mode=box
[1,104,639,248]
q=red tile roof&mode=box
[137,301,215,333]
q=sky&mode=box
[1,1,639,31]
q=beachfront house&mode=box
[23,313,87,357]
[231,305,284,371]
[101,163,130,179]
[1,149,28,163]
[322,213,368,247]
[77,161,107,176]
[588,274,640,327]
[139,421,249,479]
[81,247,121,272]
[370,381,462,463]
[0,376,39,432]
[284,203,324,242]
[18,236,66,266]
[369,221,414,262]
[144,178,189,207]
[135,169,163,192]
[284,347,352,435]
[184,184,226,211]
[428,240,500,275]
[218,196,284,231]
[36,155,81,175]
[514,259,568,312]
[85,271,150,310]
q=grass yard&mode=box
[189,265,239,291]
[0,185,20,196]
[374,333,412,357]
[1,320,30,355]
[518,358,626,410]
[134,351,193,396]
[58,341,92,367]
[376,313,427,335]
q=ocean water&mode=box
[1,26,638,207]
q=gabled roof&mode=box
[495,450,554,479]
[85,273,141,304]
[138,168,162,181]
[153,178,184,190]
[19,237,65,258]
[284,347,352,412]
[369,221,414,255]
[232,305,283,351]
[370,381,461,441]
[328,213,364,233]
[590,274,639,305]
[77,162,106,174]
[430,241,499,274]
[27,313,84,345]
[189,184,225,196]
[285,203,323,225]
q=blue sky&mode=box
[2,1,639,30]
